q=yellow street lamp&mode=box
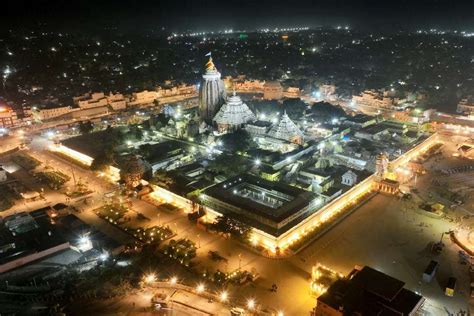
[196,283,205,293]
[247,298,255,310]
[219,290,228,302]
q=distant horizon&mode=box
[1,0,474,32]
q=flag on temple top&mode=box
[205,52,212,57]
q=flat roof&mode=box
[202,174,317,234]
[318,266,423,315]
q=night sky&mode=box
[1,0,474,32]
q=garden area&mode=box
[162,238,197,267]
[35,171,71,190]
[11,152,41,170]
[94,204,132,225]
[126,225,175,245]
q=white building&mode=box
[106,93,127,110]
[35,106,73,121]
[457,97,474,114]
[341,170,358,186]
[74,92,108,109]
[263,81,283,100]
[128,90,159,107]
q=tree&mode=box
[91,147,115,171]
[307,102,346,119]
[219,129,256,153]
[207,154,249,176]
[78,120,94,134]
[281,98,307,120]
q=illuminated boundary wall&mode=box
[149,184,193,211]
[50,144,120,181]
[389,133,440,170]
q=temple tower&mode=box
[199,54,226,125]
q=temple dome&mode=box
[213,92,256,128]
[267,111,303,144]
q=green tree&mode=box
[219,129,256,153]
[78,120,94,134]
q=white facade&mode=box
[213,92,256,132]
[342,170,358,186]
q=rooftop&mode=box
[317,266,424,315]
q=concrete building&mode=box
[457,97,474,114]
[312,266,424,316]
[74,92,108,109]
[341,170,357,186]
[283,87,301,98]
[128,90,159,107]
[352,90,398,111]
[34,106,73,121]
[0,106,21,128]
[213,91,256,133]
[263,81,284,100]
[199,56,226,125]
[106,92,127,110]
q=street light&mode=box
[219,290,228,302]
[255,159,261,166]
[143,273,156,284]
[277,311,284,316]
[247,298,255,310]
[196,283,205,293]
[170,276,178,285]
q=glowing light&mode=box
[219,291,228,302]
[170,276,178,285]
[196,283,205,293]
[255,159,261,166]
[143,273,156,284]
[247,298,255,310]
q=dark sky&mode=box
[2,0,474,32]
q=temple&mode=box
[213,90,256,133]
[267,111,304,145]
[199,55,226,125]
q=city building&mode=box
[128,90,159,107]
[74,92,108,109]
[263,81,284,100]
[199,56,226,125]
[267,111,304,144]
[352,90,398,112]
[312,266,425,316]
[283,86,301,98]
[157,84,198,98]
[34,106,73,121]
[106,92,128,110]
[213,91,256,133]
[0,212,70,274]
[457,97,474,114]
[0,106,21,128]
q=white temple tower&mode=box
[268,111,304,145]
[213,90,256,133]
[199,55,226,125]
